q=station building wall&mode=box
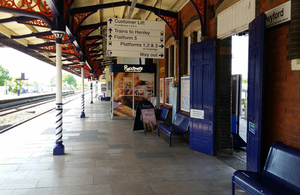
[158,0,300,156]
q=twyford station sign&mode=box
[107,18,165,59]
[265,1,291,28]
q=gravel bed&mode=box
[0,93,81,131]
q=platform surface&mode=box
[0,95,247,195]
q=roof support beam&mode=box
[0,16,34,24]
[70,1,176,18]
[11,31,53,39]
[79,22,107,30]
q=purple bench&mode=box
[232,141,300,195]
[156,105,170,123]
[157,112,189,147]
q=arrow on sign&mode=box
[107,50,112,56]
[108,34,112,40]
[159,53,164,58]
[160,31,164,36]
[160,38,164,42]
[159,44,164,48]
[108,41,112,46]
[108,28,113,33]
[108,18,113,24]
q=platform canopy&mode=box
[0,0,189,79]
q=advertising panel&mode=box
[112,72,154,117]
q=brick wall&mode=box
[215,37,233,155]
[262,0,300,151]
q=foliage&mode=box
[12,78,23,93]
[0,64,12,86]
[241,99,245,106]
[242,79,248,84]
[62,74,77,88]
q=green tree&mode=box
[12,78,23,93]
[62,74,77,88]
[0,64,12,86]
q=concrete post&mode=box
[80,62,85,118]
[52,30,65,155]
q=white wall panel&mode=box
[217,0,255,39]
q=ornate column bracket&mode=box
[190,0,207,36]
[21,19,50,27]
[84,39,99,56]
[73,11,94,34]
[158,14,177,39]
[79,28,97,46]
[63,0,74,19]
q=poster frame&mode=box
[165,77,173,106]
[181,76,190,112]
[160,78,164,103]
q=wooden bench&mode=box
[157,112,189,147]
[232,141,300,195]
[156,105,170,123]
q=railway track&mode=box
[0,91,89,133]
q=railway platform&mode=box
[0,95,246,195]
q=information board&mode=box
[107,18,165,59]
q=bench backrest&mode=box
[158,105,170,121]
[172,112,190,132]
[264,141,300,187]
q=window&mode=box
[169,45,175,77]
[165,48,169,77]
[182,37,188,75]
[173,45,177,77]
[197,30,202,42]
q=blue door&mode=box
[190,39,216,155]
[247,13,265,172]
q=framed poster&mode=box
[123,77,132,90]
[165,77,173,106]
[181,77,190,112]
[160,78,164,103]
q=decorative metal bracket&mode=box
[190,0,206,36]
[79,28,97,46]
[158,14,177,39]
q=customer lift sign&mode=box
[107,18,165,59]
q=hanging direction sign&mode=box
[107,18,165,59]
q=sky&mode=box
[0,47,81,84]
[232,35,249,79]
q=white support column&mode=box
[80,62,85,118]
[52,30,65,155]
[95,80,98,98]
[90,80,93,104]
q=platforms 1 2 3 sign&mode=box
[107,18,165,59]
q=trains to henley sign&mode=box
[107,18,165,59]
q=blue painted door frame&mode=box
[189,39,216,156]
[247,13,266,172]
